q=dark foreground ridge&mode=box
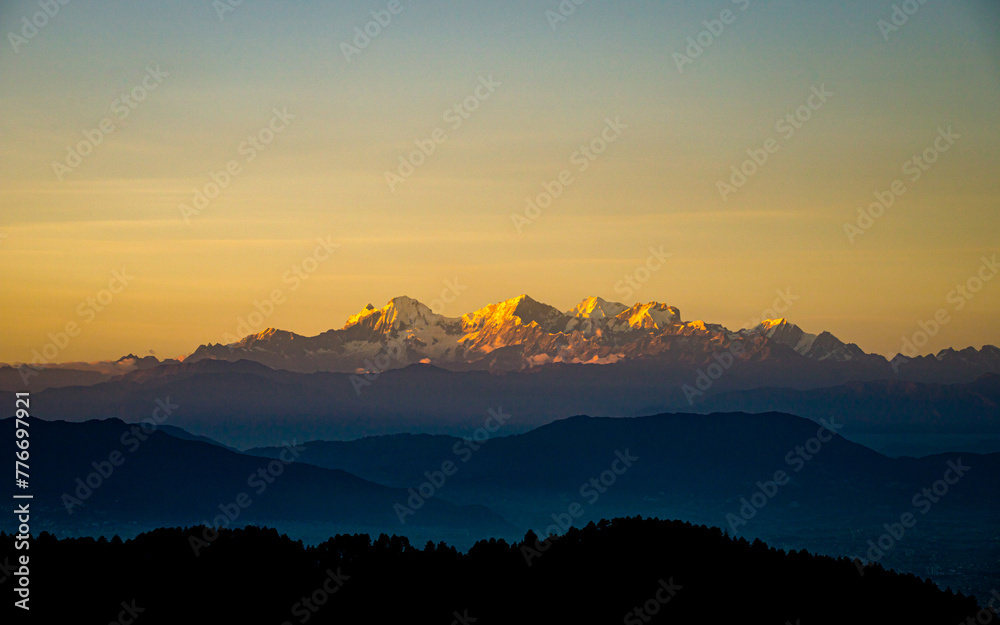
[1,516,989,624]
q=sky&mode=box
[1,0,998,363]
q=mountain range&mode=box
[7,294,999,395]
[185,294,888,373]
[5,293,1000,456]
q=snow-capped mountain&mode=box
[186,294,875,373]
[740,318,868,361]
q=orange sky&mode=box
[1,0,998,363]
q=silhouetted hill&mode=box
[0,365,109,392]
[13,358,1000,453]
[0,417,511,541]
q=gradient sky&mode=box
[1,0,998,363]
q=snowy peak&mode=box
[755,318,789,333]
[345,303,377,327]
[749,319,818,356]
[382,296,444,329]
[741,319,865,361]
[234,327,300,349]
[344,296,447,334]
[250,327,282,340]
[462,294,568,333]
[616,302,682,330]
[567,296,629,319]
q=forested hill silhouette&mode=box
[1,517,987,624]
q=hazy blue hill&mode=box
[697,373,1000,455]
[0,417,512,539]
[248,411,1000,515]
[16,359,1000,454]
